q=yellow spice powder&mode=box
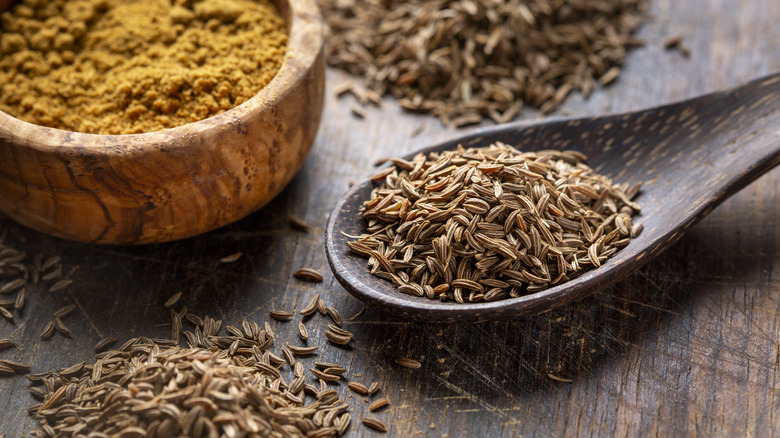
[0,0,287,134]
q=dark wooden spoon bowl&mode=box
[326,73,780,323]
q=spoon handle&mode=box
[667,74,780,214]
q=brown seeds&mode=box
[39,321,55,340]
[53,317,70,335]
[325,328,353,346]
[14,288,25,310]
[297,321,309,341]
[269,309,294,321]
[94,337,118,353]
[52,304,75,318]
[300,294,320,317]
[28,323,355,438]
[349,144,642,303]
[0,363,15,376]
[288,215,311,232]
[664,35,691,57]
[362,417,388,433]
[347,381,369,395]
[0,278,25,294]
[48,278,72,293]
[219,252,243,263]
[0,359,30,372]
[322,0,646,125]
[164,291,183,308]
[369,397,389,412]
[0,339,14,351]
[293,268,324,282]
[286,344,318,356]
[395,358,422,369]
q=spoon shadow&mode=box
[346,217,772,401]
[326,73,780,322]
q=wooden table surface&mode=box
[2,0,780,436]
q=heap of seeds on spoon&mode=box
[348,142,643,303]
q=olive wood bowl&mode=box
[0,0,324,244]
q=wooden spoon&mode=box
[325,73,780,322]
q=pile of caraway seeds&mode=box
[348,143,642,303]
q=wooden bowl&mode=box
[0,0,324,244]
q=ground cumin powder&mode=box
[0,0,287,134]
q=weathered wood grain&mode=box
[1,0,779,436]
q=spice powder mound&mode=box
[0,0,287,134]
[348,143,643,304]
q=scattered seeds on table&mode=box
[39,321,55,340]
[337,412,352,435]
[0,278,25,294]
[547,373,574,383]
[325,306,342,326]
[0,359,30,373]
[322,365,347,376]
[317,297,327,315]
[47,278,72,293]
[53,318,70,336]
[29,387,46,400]
[310,368,341,383]
[0,339,15,351]
[369,397,390,412]
[219,252,243,264]
[164,291,182,308]
[322,0,647,125]
[301,294,320,317]
[664,35,691,57]
[171,310,183,343]
[287,344,318,356]
[348,381,369,395]
[288,215,312,232]
[362,417,388,433]
[293,268,324,282]
[314,361,340,370]
[395,358,422,369]
[27,319,355,437]
[52,304,75,318]
[297,321,309,340]
[41,256,60,273]
[14,288,25,310]
[281,345,295,365]
[93,337,118,353]
[269,309,294,321]
[349,305,365,321]
[0,363,15,376]
[41,268,62,281]
[325,328,353,346]
[351,106,366,119]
